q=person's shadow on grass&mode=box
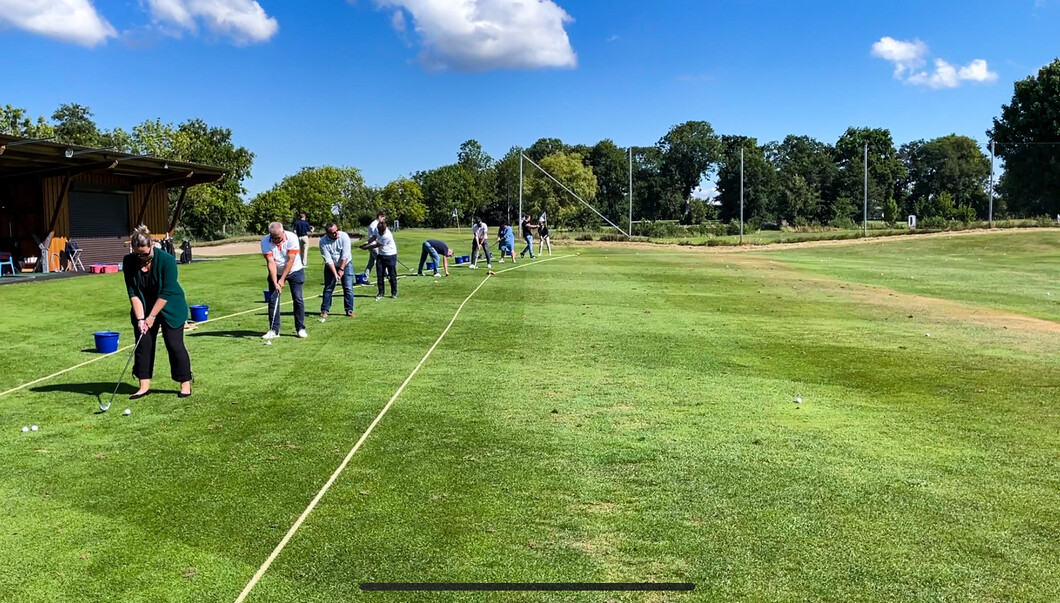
[187,330,262,339]
[31,382,179,404]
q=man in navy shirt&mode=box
[416,239,454,277]
[293,212,314,266]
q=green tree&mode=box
[248,189,294,234]
[0,104,54,138]
[657,120,723,219]
[588,139,631,227]
[524,152,598,227]
[716,136,777,223]
[883,197,900,226]
[52,103,103,146]
[834,127,907,223]
[377,178,427,226]
[525,138,567,162]
[631,146,681,222]
[900,135,990,218]
[418,164,477,227]
[988,58,1060,217]
[766,135,838,222]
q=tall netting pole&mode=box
[519,153,524,227]
[628,147,633,239]
[739,147,744,245]
[989,140,995,226]
[863,144,869,236]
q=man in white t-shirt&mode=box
[361,211,386,280]
[469,217,492,269]
[261,221,307,339]
[362,219,399,300]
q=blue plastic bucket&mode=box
[426,262,436,270]
[355,273,368,285]
[454,257,464,265]
[94,331,120,354]
[462,255,471,262]
[189,305,209,322]
[263,290,271,303]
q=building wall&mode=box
[39,173,171,270]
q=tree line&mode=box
[3,58,1057,238]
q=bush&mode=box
[597,233,625,242]
[920,216,948,229]
[828,217,856,230]
[575,233,594,241]
[951,206,977,224]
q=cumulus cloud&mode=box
[375,0,577,72]
[872,36,997,89]
[0,0,116,46]
[871,36,927,78]
[144,0,278,44]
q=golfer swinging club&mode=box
[262,221,307,339]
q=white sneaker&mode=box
[499,258,504,263]
[487,263,492,269]
[262,330,278,340]
[297,329,308,339]
[469,264,476,269]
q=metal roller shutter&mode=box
[69,192,130,238]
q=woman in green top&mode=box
[123,225,192,399]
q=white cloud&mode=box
[871,36,927,78]
[391,9,406,33]
[872,36,998,89]
[144,0,278,44]
[0,0,115,46]
[374,0,577,72]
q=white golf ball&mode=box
[31,425,39,431]
[21,426,29,433]
[926,333,931,338]
[264,340,272,346]
[123,408,131,416]
[795,397,802,404]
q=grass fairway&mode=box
[1,230,1058,602]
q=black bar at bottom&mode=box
[360,583,694,592]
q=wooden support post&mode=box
[135,181,157,226]
[168,185,189,237]
[46,174,73,236]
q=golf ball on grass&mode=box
[123,409,131,416]
[21,426,29,433]
[795,397,802,404]
[31,425,39,431]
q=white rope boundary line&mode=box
[234,254,573,602]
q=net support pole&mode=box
[628,147,633,239]
[988,140,995,226]
[739,147,744,244]
[519,153,524,227]
[863,143,869,236]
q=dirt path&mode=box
[569,227,1060,254]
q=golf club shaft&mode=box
[103,330,144,411]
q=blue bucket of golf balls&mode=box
[356,273,368,285]
[94,331,120,354]
[454,256,464,265]
[189,305,209,322]
[426,262,436,270]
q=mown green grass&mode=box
[1,232,1058,602]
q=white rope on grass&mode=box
[233,254,573,602]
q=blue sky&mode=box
[1,0,1058,197]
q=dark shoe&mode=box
[346,311,355,317]
[390,294,398,299]
[129,391,149,400]
[177,391,192,399]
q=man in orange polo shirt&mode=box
[262,221,307,339]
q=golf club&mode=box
[264,289,280,345]
[100,330,146,412]
[397,258,411,272]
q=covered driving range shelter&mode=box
[0,134,225,272]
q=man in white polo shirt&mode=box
[469,216,492,269]
[262,221,307,339]
[361,210,386,280]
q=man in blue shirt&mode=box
[293,212,314,266]
[318,222,355,318]
[416,239,454,277]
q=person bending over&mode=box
[416,238,454,277]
